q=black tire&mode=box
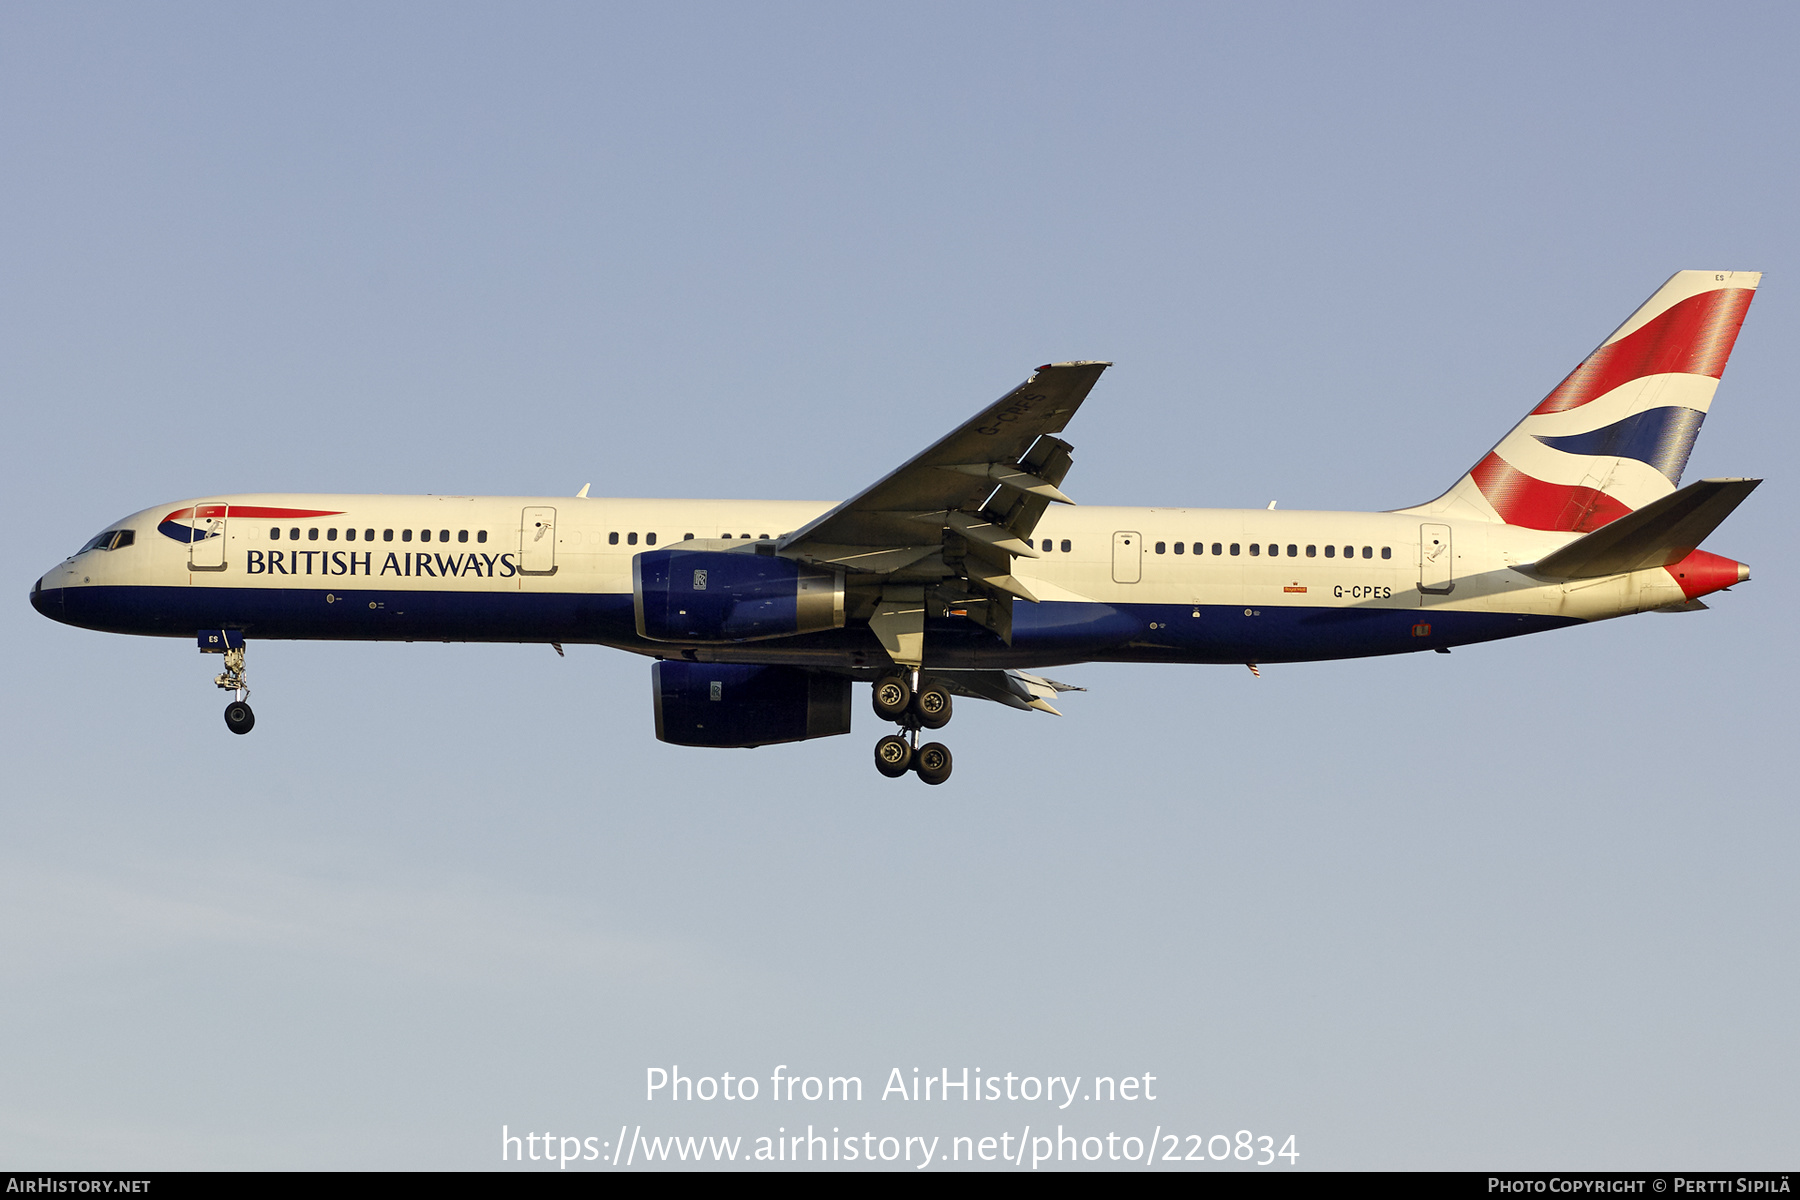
[914,684,953,729]
[915,741,952,785]
[224,701,256,735]
[871,676,912,722]
[874,734,913,778]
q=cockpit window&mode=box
[77,529,135,554]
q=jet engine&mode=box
[651,661,852,748]
[633,549,845,642]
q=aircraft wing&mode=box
[776,361,1111,594]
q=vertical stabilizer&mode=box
[1400,271,1760,531]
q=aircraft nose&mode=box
[29,575,58,620]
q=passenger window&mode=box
[1041,538,1052,552]
[365,529,375,541]
[344,528,355,541]
[684,532,695,540]
[1287,544,1297,557]
[647,532,657,545]
[440,530,449,542]
[1173,542,1184,555]
[1212,543,1222,556]
[1325,545,1335,558]
[270,527,280,540]
[1381,546,1392,559]
[402,529,413,542]
[1060,539,1071,553]
[1155,542,1166,555]
[628,532,638,545]
[458,530,468,543]
[1230,543,1241,556]
[759,534,769,541]
[1343,546,1353,558]
[1249,543,1260,556]
[741,533,750,540]
[383,529,394,542]
[609,532,619,545]
[1306,545,1316,557]
[1362,546,1372,558]
[477,530,486,543]
[308,528,319,541]
[721,533,732,540]
[290,528,300,540]
[327,528,338,541]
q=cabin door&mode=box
[1419,524,1453,594]
[188,503,227,571]
[519,506,558,575]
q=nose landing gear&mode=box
[869,673,955,784]
[200,631,255,735]
[224,698,255,734]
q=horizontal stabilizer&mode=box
[1531,477,1760,579]
[929,668,1084,714]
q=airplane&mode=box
[30,270,1762,785]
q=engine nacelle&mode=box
[633,549,845,643]
[652,661,852,748]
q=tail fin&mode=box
[1401,271,1760,531]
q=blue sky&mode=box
[2,2,1795,1169]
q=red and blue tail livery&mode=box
[1406,271,1759,532]
[32,272,1762,784]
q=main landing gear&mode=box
[203,634,255,735]
[870,672,954,785]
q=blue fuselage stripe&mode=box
[32,584,1581,667]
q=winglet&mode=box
[575,483,591,498]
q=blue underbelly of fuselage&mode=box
[31,582,1580,668]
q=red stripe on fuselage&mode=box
[160,505,345,524]
[1530,287,1754,415]
[1469,452,1634,532]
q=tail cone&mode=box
[1665,549,1747,601]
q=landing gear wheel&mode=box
[914,684,953,730]
[871,675,913,722]
[224,701,256,735]
[874,734,913,778]
[915,742,952,785]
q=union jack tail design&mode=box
[1403,271,1760,532]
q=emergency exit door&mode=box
[1112,531,1142,583]
[519,507,558,575]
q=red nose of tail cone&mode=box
[1665,549,1748,600]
